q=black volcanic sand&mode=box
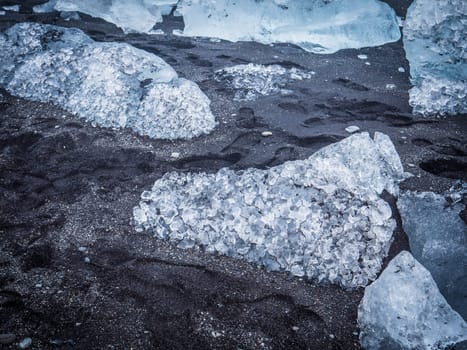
[0,1,466,349]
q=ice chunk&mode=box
[345,126,360,133]
[34,0,178,33]
[134,132,408,288]
[398,187,467,319]
[214,63,313,101]
[403,0,467,116]
[0,23,216,140]
[358,251,467,350]
[176,0,400,54]
[3,5,20,12]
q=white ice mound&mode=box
[398,187,467,319]
[358,251,467,350]
[134,132,408,288]
[34,0,178,33]
[0,23,216,140]
[215,63,314,101]
[176,0,401,54]
[403,0,467,116]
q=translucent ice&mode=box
[35,0,400,53]
[398,187,467,319]
[358,251,467,350]
[215,63,313,101]
[134,132,409,289]
[0,23,216,140]
[176,0,400,54]
[34,0,178,33]
[403,0,467,116]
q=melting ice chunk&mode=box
[398,187,467,319]
[134,132,409,288]
[403,0,467,116]
[176,0,401,54]
[214,63,313,101]
[358,251,467,350]
[0,23,216,140]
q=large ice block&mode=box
[134,132,409,289]
[358,251,467,350]
[0,23,216,140]
[403,0,467,116]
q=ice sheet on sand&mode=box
[0,23,216,140]
[398,185,467,319]
[403,0,467,116]
[214,63,314,101]
[358,251,467,350]
[134,132,409,289]
[34,0,178,33]
[176,0,401,54]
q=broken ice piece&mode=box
[358,54,368,60]
[345,126,360,133]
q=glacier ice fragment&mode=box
[134,132,408,288]
[398,186,467,319]
[358,251,467,350]
[403,0,467,116]
[214,63,313,101]
[0,23,216,140]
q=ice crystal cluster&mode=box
[215,63,314,101]
[404,0,467,116]
[134,132,408,288]
[358,251,467,350]
[398,185,467,319]
[0,23,216,140]
[34,0,400,54]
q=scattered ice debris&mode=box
[18,338,32,349]
[358,251,467,350]
[403,0,467,116]
[261,131,273,137]
[215,63,313,101]
[59,11,80,21]
[0,23,216,140]
[398,186,467,319]
[365,62,371,66]
[357,54,368,60]
[176,0,400,54]
[2,5,20,12]
[134,132,409,289]
[398,67,405,73]
[345,126,360,134]
[385,83,396,90]
[34,0,178,33]
[170,152,180,158]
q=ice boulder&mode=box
[403,0,467,116]
[34,0,178,33]
[176,0,401,54]
[358,251,467,350]
[215,63,314,101]
[398,187,467,319]
[134,132,408,288]
[0,23,216,140]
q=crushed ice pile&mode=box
[134,132,408,289]
[0,23,216,140]
[34,0,400,54]
[358,251,467,350]
[403,0,467,116]
[398,184,467,319]
[34,0,178,33]
[215,63,313,101]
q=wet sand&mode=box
[0,1,466,349]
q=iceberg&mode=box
[34,0,400,54]
[398,186,467,319]
[403,0,467,116]
[358,251,467,350]
[214,63,314,101]
[134,132,408,289]
[0,23,216,140]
